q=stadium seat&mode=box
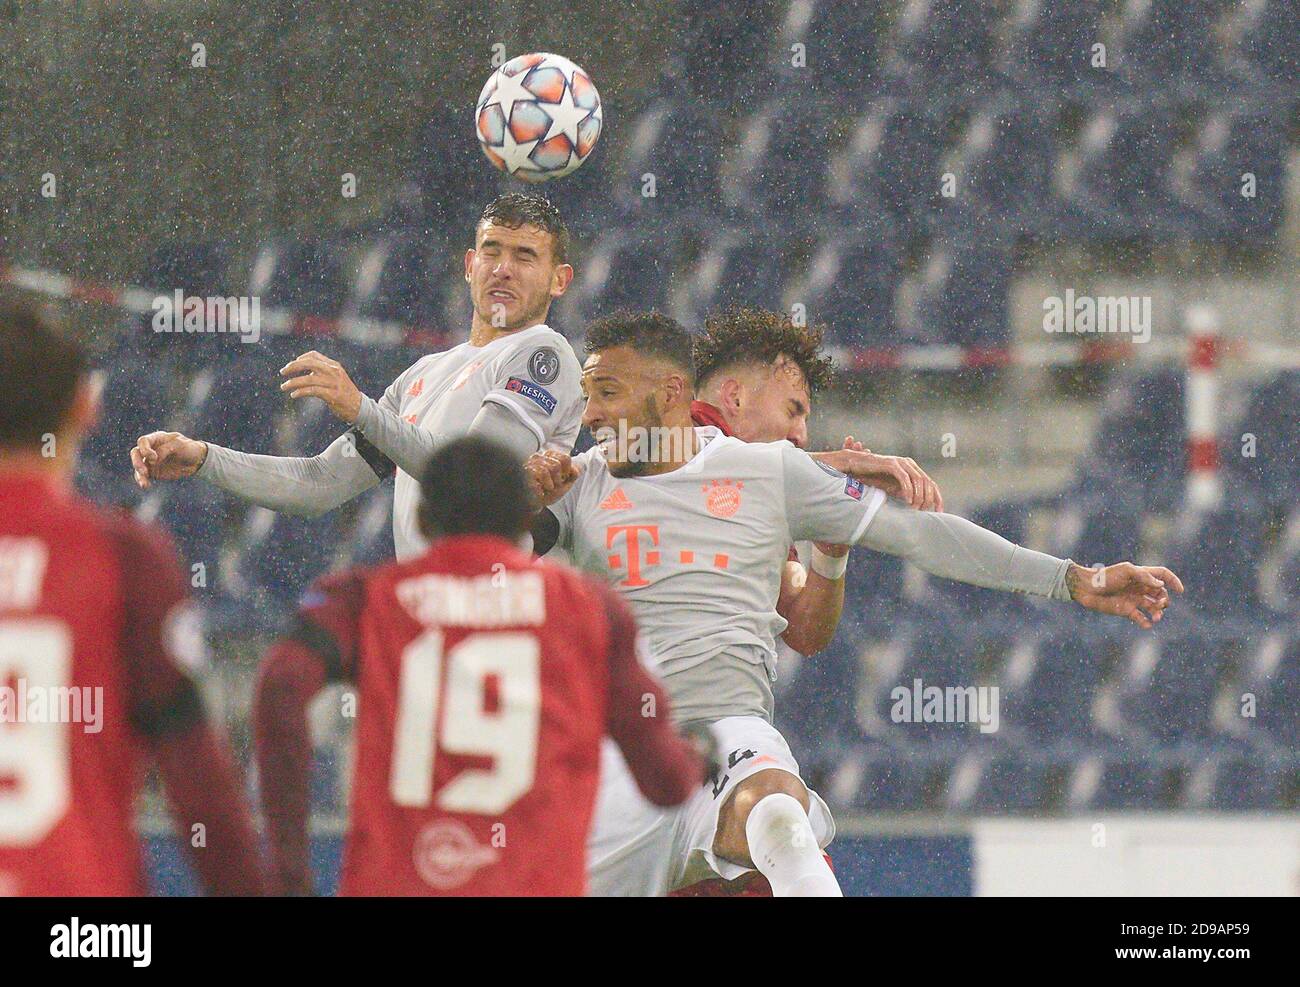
[1000,0,1108,94]
[684,229,789,318]
[1115,0,1227,91]
[1115,631,1233,748]
[1178,109,1288,242]
[1074,368,1185,512]
[1226,0,1299,91]
[826,96,949,236]
[566,233,674,323]
[1164,506,1272,616]
[247,239,349,318]
[611,96,724,219]
[846,753,936,813]
[961,754,1054,814]
[883,0,995,91]
[235,509,344,619]
[1206,753,1284,811]
[345,234,444,329]
[775,0,884,95]
[907,233,1014,348]
[1058,106,1193,241]
[721,98,836,221]
[1222,370,1299,511]
[797,221,904,347]
[999,629,1117,745]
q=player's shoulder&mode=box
[498,324,581,370]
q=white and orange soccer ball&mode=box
[475,52,603,182]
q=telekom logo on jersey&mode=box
[606,525,731,588]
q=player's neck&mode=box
[468,315,543,348]
[637,416,699,476]
[0,447,74,488]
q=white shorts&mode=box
[586,716,836,895]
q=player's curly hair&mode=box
[478,192,570,264]
[584,309,695,376]
[694,307,835,396]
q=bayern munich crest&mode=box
[475,52,603,182]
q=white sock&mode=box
[744,792,843,897]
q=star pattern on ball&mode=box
[495,123,542,177]
[485,68,537,123]
[537,78,588,147]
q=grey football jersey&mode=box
[386,323,582,559]
[548,426,885,725]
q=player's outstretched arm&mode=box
[131,429,383,517]
[599,587,714,806]
[853,500,1183,628]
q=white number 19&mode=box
[389,630,540,815]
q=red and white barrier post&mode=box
[1184,304,1223,511]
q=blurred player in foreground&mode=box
[527,311,1184,896]
[129,192,583,560]
[0,297,265,896]
[253,436,713,896]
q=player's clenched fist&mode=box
[525,449,581,507]
[279,350,364,423]
[130,431,208,489]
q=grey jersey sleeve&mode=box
[481,337,583,452]
[196,432,381,517]
[354,391,541,475]
[781,443,888,544]
[856,500,1074,600]
[780,444,1073,600]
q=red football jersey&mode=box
[288,533,700,896]
[0,474,202,896]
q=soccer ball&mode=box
[475,52,603,182]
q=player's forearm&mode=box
[253,640,327,895]
[779,570,846,656]
[153,724,268,896]
[855,500,1074,600]
[196,434,378,516]
[353,395,538,478]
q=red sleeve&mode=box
[598,584,705,807]
[106,515,266,896]
[254,567,367,895]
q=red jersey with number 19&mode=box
[277,534,702,896]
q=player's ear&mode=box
[464,248,475,284]
[719,375,743,416]
[550,262,574,298]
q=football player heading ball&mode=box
[129,193,585,561]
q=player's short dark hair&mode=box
[418,437,533,541]
[584,310,695,377]
[694,307,835,396]
[0,294,87,448]
[478,192,570,265]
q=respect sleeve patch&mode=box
[504,377,557,415]
[844,476,866,500]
